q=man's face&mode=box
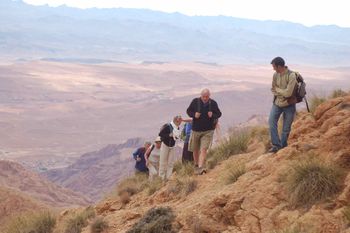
[201,92,210,103]
[272,64,283,73]
[155,141,161,149]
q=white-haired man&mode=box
[186,89,222,175]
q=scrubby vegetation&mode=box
[167,177,197,197]
[116,173,149,197]
[4,211,56,233]
[146,177,164,196]
[126,207,176,233]
[90,217,108,233]
[173,160,195,177]
[222,162,246,185]
[285,158,344,208]
[206,130,249,169]
[64,206,96,233]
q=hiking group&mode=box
[132,57,307,181]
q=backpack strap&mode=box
[145,144,155,159]
[197,98,201,113]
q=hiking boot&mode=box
[195,167,207,175]
[268,147,279,153]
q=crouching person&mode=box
[132,141,151,174]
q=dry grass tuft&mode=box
[4,211,56,233]
[126,206,176,233]
[285,158,344,208]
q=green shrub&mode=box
[342,206,350,227]
[173,161,195,177]
[206,130,249,169]
[285,159,344,208]
[223,163,246,185]
[116,173,149,197]
[64,207,96,233]
[309,95,327,113]
[167,177,197,197]
[90,217,108,233]
[146,177,164,196]
[330,89,348,99]
[5,211,56,233]
[271,226,304,233]
[126,207,176,233]
[249,126,270,152]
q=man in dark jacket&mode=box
[186,89,222,175]
[133,141,152,173]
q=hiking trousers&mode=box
[159,142,175,180]
[269,103,296,149]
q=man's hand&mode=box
[195,112,201,119]
[208,111,213,118]
[136,157,141,162]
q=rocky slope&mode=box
[0,160,91,208]
[80,94,350,233]
[43,138,145,201]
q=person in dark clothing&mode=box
[182,122,194,163]
[133,141,152,173]
[187,89,222,175]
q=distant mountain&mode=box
[1,0,350,65]
[0,160,91,207]
[43,138,145,201]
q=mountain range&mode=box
[1,0,350,65]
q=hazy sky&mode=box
[23,0,350,27]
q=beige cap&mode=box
[155,136,162,142]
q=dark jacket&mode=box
[187,98,222,132]
[132,147,148,172]
[159,123,175,147]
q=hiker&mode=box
[145,136,162,181]
[132,141,152,173]
[158,115,183,181]
[182,121,194,163]
[268,57,297,153]
[186,89,222,175]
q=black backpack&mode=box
[289,71,310,112]
[196,98,218,128]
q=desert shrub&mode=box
[126,207,176,233]
[206,130,249,169]
[342,206,350,227]
[64,206,96,233]
[330,89,348,99]
[271,226,304,233]
[222,163,246,185]
[173,160,195,177]
[146,177,164,196]
[5,211,56,233]
[90,217,108,233]
[116,173,149,197]
[309,95,327,113]
[167,177,197,197]
[249,126,270,152]
[285,159,344,208]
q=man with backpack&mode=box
[158,115,183,181]
[186,89,222,175]
[268,57,299,153]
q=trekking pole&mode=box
[304,97,310,113]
